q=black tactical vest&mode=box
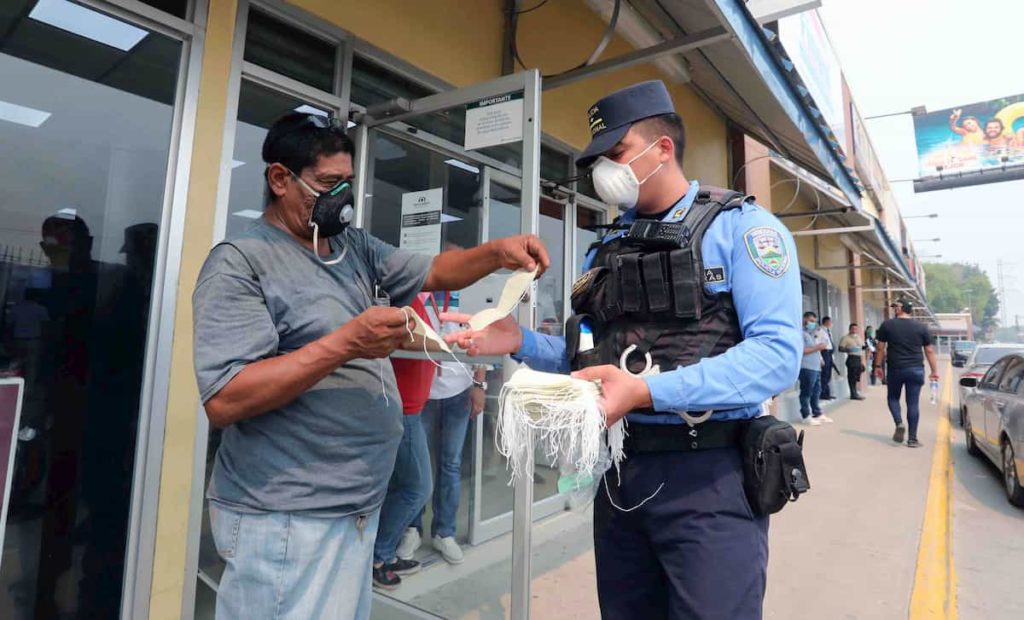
[566,186,751,415]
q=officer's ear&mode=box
[266,163,292,200]
[656,135,676,165]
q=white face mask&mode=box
[590,139,664,208]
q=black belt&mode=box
[623,419,745,454]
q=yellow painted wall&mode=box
[293,0,728,185]
[148,1,239,618]
[149,1,731,615]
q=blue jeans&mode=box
[798,369,822,418]
[210,503,379,620]
[374,414,432,564]
[887,366,925,440]
[415,389,472,538]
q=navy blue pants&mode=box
[886,366,924,441]
[594,446,769,620]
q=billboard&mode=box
[913,94,1024,191]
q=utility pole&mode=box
[997,259,1008,327]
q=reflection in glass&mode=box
[0,10,179,617]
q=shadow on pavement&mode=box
[839,428,901,447]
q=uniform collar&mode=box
[609,181,700,241]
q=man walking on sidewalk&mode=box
[874,300,940,448]
[800,312,832,425]
[838,323,866,401]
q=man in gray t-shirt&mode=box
[193,112,550,619]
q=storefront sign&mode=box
[778,11,847,151]
[0,378,24,561]
[464,93,523,151]
[400,188,443,256]
[912,93,1024,186]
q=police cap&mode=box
[576,80,676,168]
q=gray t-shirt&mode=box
[193,219,431,516]
[801,330,822,371]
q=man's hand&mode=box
[335,306,413,359]
[470,386,486,418]
[489,234,551,276]
[440,313,522,357]
[875,366,885,381]
[929,371,940,381]
[571,365,653,428]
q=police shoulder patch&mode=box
[743,226,790,278]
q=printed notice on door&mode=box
[400,188,443,256]
[464,93,524,151]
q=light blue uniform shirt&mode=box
[514,181,803,424]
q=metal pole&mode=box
[510,69,541,620]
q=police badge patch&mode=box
[743,227,790,278]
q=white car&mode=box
[958,344,1024,425]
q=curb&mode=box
[909,365,957,619]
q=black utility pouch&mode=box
[741,416,810,516]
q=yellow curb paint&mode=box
[909,364,957,619]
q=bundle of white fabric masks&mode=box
[496,367,625,504]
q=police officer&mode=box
[445,81,803,619]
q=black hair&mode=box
[821,316,832,324]
[261,112,355,204]
[803,311,818,320]
[849,323,858,330]
[985,118,1005,132]
[634,113,686,166]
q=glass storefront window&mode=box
[244,8,337,93]
[0,3,181,617]
[575,205,605,276]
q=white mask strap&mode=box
[312,223,347,266]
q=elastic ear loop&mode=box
[312,223,348,266]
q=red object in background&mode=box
[391,296,438,415]
[0,378,25,542]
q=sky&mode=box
[817,0,1024,327]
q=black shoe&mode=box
[373,565,401,590]
[893,425,906,443]
[384,558,421,576]
[852,395,866,401]
[907,439,922,448]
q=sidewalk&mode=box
[391,380,942,619]
[765,380,941,619]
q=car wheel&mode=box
[965,415,982,457]
[1001,440,1024,508]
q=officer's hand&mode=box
[337,306,412,359]
[874,366,885,381]
[488,235,551,276]
[439,313,523,356]
[572,365,653,427]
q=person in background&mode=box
[801,312,831,425]
[398,287,487,566]
[865,325,878,385]
[874,300,939,448]
[838,323,866,401]
[817,316,837,400]
[372,294,435,590]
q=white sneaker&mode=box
[432,535,464,565]
[819,415,835,423]
[396,528,421,561]
[809,418,822,426]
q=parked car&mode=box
[958,344,1024,425]
[960,353,1024,508]
[952,340,977,367]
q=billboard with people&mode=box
[913,94,1024,184]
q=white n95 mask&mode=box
[590,139,664,208]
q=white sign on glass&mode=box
[400,188,444,256]
[464,93,523,151]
